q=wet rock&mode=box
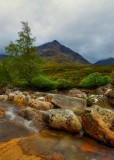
[67,89,87,99]
[82,105,114,146]
[51,94,87,115]
[87,94,112,109]
[8,92,15,101]
[30,99,53,111]
[18,107,38,120]
[18,107,46,128]
[38,97,45,101]
[45,94,54,103]
[46,153,65,160]
[5,88,12,95]
[97,84,112,95]
[31,111,46,129]
[0,107,6,118]
[0,95,8,101]
[0,138,44,160]
[19,130,68,159]
[13,94,27,107]
[43,109,82,133]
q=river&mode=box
[0,101,114,160]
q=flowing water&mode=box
[0,101,114,160]
[0,101,38,142]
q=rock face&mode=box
[82,105,114,146]
[43,109,82,133]
[51,94,87,115]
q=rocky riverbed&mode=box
[0,85,114,160]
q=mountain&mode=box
[95,58,114,65]
[37,40,90,64]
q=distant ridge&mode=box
[37,40,90,64]
[95,58,114,65]
[0,54,8,61]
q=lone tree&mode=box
[5,22,42,83]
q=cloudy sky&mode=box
[0,0,114,63]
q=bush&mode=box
[56,78,72,90]
[79,72,112,88]
[31,76,57,91]
[101,76,112,86]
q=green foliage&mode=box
[56,78,72,90]
[31,76,57,91]
[0,61,12,87]
[5,22,42,83]
[5,22,36,56]
[101,76,112,86]
[79,72,112,88]
[111,71,114,80]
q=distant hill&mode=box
[37,40,90,64]
[95,58,114,65]
[0,54,8,61]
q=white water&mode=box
[5,106,38,133]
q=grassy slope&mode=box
[43,62,114,87]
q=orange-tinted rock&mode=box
[82,105,114,146]
[0,138,44,160]
[45,94,54,103]
[30,100,53,110]
[0,107,5,118]
[46,153,64,160]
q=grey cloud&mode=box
[0,0,114,63]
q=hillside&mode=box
[37,40,90,64]
[95,58,114,65]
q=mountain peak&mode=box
[52,40,60,44]
[38,40,90,64]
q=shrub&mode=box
[31,76,57,91]
[79,72,112,88]
[56,78,72,90]
[101,76,112,86]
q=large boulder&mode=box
[50,94,87,115]
[82,105,114,146]
[43,109,82,133]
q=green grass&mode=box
[43,63,114,88]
